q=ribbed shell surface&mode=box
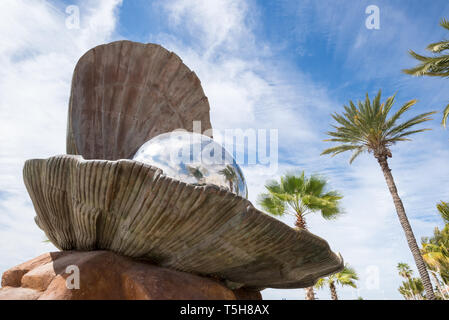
[24,155,344,290]
[66,41,213,160]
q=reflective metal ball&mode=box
[133,131,248,198]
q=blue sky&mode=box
[1,0,449,300]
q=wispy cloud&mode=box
[0,0,123,273]
[1,0,448,301]
[148,0,449,300]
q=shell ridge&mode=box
[67,41,212,160]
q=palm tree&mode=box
[437,201,449,223]
[397,263,419,300]
[421,201,449,299]
[397,263,413,281]
[321,90,437,299]
[423,251,449,300]
[422,228,449,285]
[218,165,238,193]
[399,277,424,300]
[315,264,358,300]
[258,171,343,300]
[187,165,205,183]
[403,18,449,127]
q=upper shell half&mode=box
[66,40,212,161]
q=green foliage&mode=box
[437,201,449,224]
[321,90,436,163]
[403,18,449,77]
[403,18,449,126]
[397,262,426,299]
[419,202,449,299]
[397,262,413,279]
[315,264,359,290]
[421,218,449,285]
[257,171,343,221]
[187,165,205,181]
[399,277,424,300]
[444,104,449,128]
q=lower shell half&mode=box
[23,155,344,290]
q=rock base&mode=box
[0,251,261,300]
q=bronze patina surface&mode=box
[23,40,343,290]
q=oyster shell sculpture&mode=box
[67,40,212,160]
[24,40,343,290]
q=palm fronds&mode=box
[315,264,359,297]
[322,90,435,163]
[257,171,343,223]
[403,18,449,126]
[437,201,449,224]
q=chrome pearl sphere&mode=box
[133,131,248,198]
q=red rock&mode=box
[1,252,66,288]
[0,287,41,300]
[0,251,262,300]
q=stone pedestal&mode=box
[0,251,261,300]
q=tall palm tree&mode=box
[258,171,343,300]
[315,264,358,300]
[403,18,449,127]
[321,90,437,299]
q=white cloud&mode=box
[164,0,254,56]
[1,0,447,301]
[151,0,449,300]
[155,0,336,147]
[0,0,122,274]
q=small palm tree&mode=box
[397,262,413,280]
[315,264,358,300]
[219,165,238,193]
[403,18,449,127]
[258,171,343,300]
[397,263,418,300]
[187,165,205,183]
[399,277,424,300]
[321,90,437,299]
[397,262,427,300]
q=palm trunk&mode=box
[305,287,316,300]
[329,282,338,300]
[377,157,436,300]
[431,272,446,300]
[295,214,307,229]
[294,214,314,300]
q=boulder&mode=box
[0,251,261,300]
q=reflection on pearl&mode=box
[133,131,248,198]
